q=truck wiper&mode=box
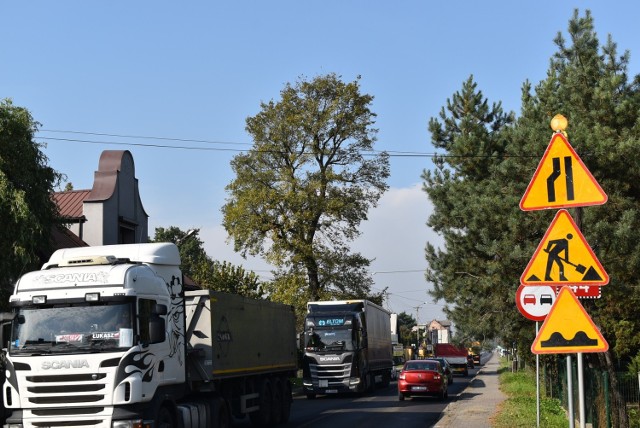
[16,344,53,355]
[324,341,345,350]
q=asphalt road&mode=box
[233,366,479,428]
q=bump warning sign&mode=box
[531,286,608,354]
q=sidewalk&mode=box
[433,352,506,428]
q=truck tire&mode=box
[155,405,175,428]
[271,378,283,425]
[212,397,231,428]
[280,379,292,423]
[367,372,376,393]
[249,378,272,427]
[380,370,391,388]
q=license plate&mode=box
[326,389,338,393]
[412,386,427,391]
[319,379,328,388]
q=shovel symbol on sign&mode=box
[543,233,575,281]
[560,257,587,274]
[542,233,602,282]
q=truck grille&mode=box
[309,363,352,386]
[23,374,107,405]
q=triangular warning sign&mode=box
[521,209,608,286]
[532,286,608,354]
[520,133,607,211]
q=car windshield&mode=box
[405,362,438,371]
[10,303,135,355]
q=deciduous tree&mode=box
[0,99,62,307]
[222,73,390,302]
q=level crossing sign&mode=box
[531,286,608,354]
[520,133,607,211]
[520,209,608,287]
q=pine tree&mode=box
[423,10,640,426]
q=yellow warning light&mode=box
[550,114,568,133]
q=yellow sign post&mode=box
[520,132,607,211]
[531,286,608,354]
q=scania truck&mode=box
[1,243,297,428]
[301,300,392,398]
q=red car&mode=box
[397,360,448,401]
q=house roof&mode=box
[50,224,88,250]
[53,190,91,220]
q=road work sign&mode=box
[521,209,608,286]
[520,133,607,211]
[531,286,608,354]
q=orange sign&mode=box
[521,209,608,286]
[531,286,608,354]
[520,133,607,211]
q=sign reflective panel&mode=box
[520,133,607,211]
[521,209,608,286]
[531,286,608,354]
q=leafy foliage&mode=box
[152,227,264,299]
[222,73,390,302]
[397,311,417,345]
[423,8,640,374]
[0,99,62,308]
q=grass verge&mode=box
[492,358,567,428]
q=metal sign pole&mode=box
[568,355,575,428]
[536,321,540,428]
[578,352,585,428]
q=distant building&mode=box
[52,150,149,249]
[428,319,452,344]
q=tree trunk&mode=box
[306,259,321,301]
[598,350,629,428]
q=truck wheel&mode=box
[367,373,376,393]
[280,379,292,423]
[380,370,391,388]
[155,405,174,428]
[249,378,272,427]
[271,378,283,425]
[213,397,231,428]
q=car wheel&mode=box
[398,391,405,401]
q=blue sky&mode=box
[2,1,639,326]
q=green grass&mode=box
[492,359,568,428]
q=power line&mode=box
[36,129,541,159]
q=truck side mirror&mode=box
[149,316,166,344]
[152,304,167,316]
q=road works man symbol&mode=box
[520,133,607,211]
[531,286,608,354]
[520,209,608,286]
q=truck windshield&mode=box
[9,303,135,356]
[305,328,355,352]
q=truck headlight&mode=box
[112,420,151,428]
